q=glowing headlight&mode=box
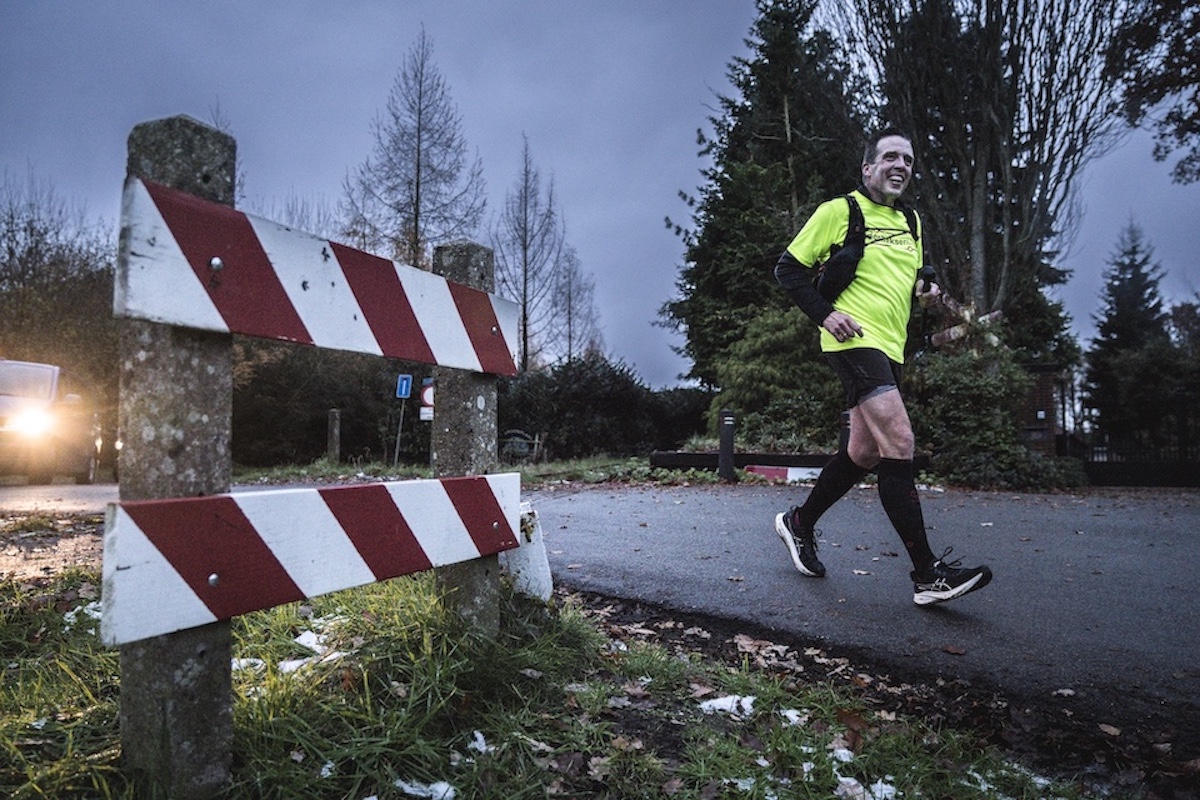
[10,407,54,437]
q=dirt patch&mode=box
[0,512,104,580]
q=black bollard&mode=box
[718,409,737,483]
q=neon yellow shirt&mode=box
[785,189,922,363]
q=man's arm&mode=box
[774,250,835,325]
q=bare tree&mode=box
[1108,0,1200,183]
[492,136,565,371]
[248,192,343,241]
[0,166,118,424]
[551,245,604,362]
[343,28,486,265]
[822,0,1131,318]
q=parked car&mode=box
[0,359,100,484]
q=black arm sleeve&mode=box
[774,250,834,326]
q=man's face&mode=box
[862,135,914,205]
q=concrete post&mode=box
[430,241,501,633]
[117,115,235,799]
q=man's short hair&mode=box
[863,127,913,165]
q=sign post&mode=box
[420,377,435,421]
[393,374,412,466]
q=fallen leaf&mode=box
[550,751,587,776]
[942,645,966,656]
[1099,723,1121,737]
[587,755,613,779]
[733,634,788,658]
[662,777,685,795]
[622,681,650,698]
[837,708,871,732]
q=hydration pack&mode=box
[813,193,920,302]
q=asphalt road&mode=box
[527,481,1200,751]
[0,479,119,513]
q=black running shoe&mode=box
[911,548,992,606]
[774,507,825,577]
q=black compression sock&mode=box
[876,457,936,570]
[796,450,870,528]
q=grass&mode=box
[232,455,759,489]
[1,566,1103,799]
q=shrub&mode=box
[909,347,1084,489]
[706,307,843,446]
[499,354,669,460]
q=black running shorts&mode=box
[825,348,903,408]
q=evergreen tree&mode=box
[661,0,865,387]
[1169,298,1200,456]
[1084,222,1176,443]
[709,306,843,450]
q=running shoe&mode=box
[775,507,825,577]
[911,548,992,606]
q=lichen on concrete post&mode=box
[430,241,502,633]
[117,115,235,799]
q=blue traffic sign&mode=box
[396,373,413,399]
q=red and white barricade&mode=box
[104,178,528,646]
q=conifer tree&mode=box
[1084,222,1177,444]
[662,0,865,387]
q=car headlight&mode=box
[10,408,54,437]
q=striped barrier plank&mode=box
[744,465,821,483]
[100,473,520,646]
[115,177,519,376]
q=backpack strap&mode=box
[843,194,866,251]
[894,198,920,243]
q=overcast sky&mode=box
[3,1,1197,387]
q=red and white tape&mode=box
[116,177,518,376]
[101,473,520,645]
